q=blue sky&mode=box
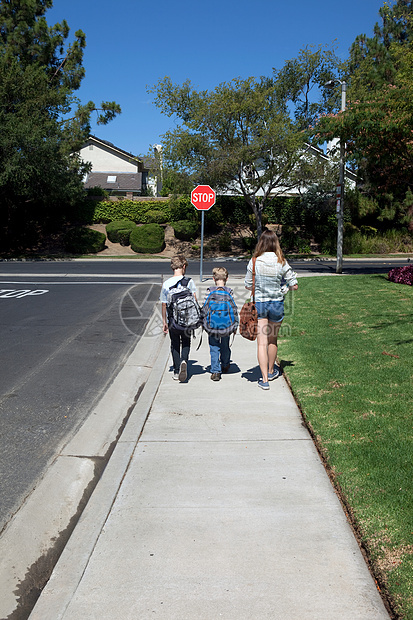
[47,0,385,157]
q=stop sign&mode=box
[191,185,216,211]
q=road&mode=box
[0,255,409,531]
[0,268,162,532]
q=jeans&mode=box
[255,300,284,322]
[208,334,230,373]
[169,329,190,373]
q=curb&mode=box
[0,321,168,620]
[28,334,170,619]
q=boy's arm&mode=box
[161,302,168,333]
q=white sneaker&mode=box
[178,361,187,382]
[173,373,179,381]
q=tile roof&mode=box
[84,172,143,191]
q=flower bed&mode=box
[388,264,413,285]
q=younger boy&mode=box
[204,267,234,381]
[160,255,197,382]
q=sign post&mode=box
[191,185,216,282]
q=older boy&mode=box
[160,255,197,382]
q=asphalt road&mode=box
[0,272,162,532]
[0,255,409,532]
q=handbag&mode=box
[239,257,258,341]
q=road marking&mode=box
[0,289,49,298]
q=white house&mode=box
[79,136,161,198]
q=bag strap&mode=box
[252,257,256,304]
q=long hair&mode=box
[253,229,285,265]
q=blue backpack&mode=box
[202,287,239,338]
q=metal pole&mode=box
[336,81,347,274]
[200,211,205,282]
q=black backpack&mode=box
[166,277,201,332]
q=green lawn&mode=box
[280,274,413,619]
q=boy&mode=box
[160,255,197,382]
[204,267,236,381]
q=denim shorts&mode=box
[255,300,284,322]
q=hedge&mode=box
[130,223,165,254]
[106,220,136,245]
[92,200,172,224]
[64,227,106,254]
[172,219,199,241]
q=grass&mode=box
[279,274,413,619]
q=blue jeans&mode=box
[255,300,284,322]
[208,334,230,373]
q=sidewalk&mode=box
[29,294,389,619]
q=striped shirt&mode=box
[244,252,298,302]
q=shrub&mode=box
[172,220,199,241]
[92,199,172,224]
[169,196,196,222]
[218,231,232,252]
[145,210,168,224]
[130,223,165,254]
[106,220,136,245]
[242,235,257,252]
[64,227,106,254]
[248,213,268,231]
[388,264,413,285]
[86,186,109,197]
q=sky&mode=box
[47,0,385,158]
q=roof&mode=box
[84,172,143,191]
[86,135,143,164]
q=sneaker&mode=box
[211,372,221,381]
[268,367,281,381]
[173,373,179,381]
[258,379,270,390]
[178,360,187,382]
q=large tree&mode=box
[0,0,120,249]
[149,75,328,237]
[274,44,344,129]
[316,0,413,218]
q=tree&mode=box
[0,0,120,249]
[274,44,345,129]
[148,76,326,238]
[316,1,413,217]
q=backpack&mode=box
[166,277,201,332]
[201,287,239,338]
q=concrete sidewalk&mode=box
[29,304,389,619]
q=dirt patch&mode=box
[89,223,253,259]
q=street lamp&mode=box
[325,79,347,274]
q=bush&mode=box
[86,186,109,197]
[168,196,196,222]
[242,235,257,252]
[218,231,232,252]
[343,229,413,254]
[388,264,413,285]
[130,223,165,254]
[64,227,106,254]
[106,220,136,245]
[145,210,168,224]
[172,219,199,241]
[92,199,172,224]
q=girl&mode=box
[245,230,298,390]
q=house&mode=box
[221,142,357,199]
[80,136,161,198]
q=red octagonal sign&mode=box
[191,185,216,211]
